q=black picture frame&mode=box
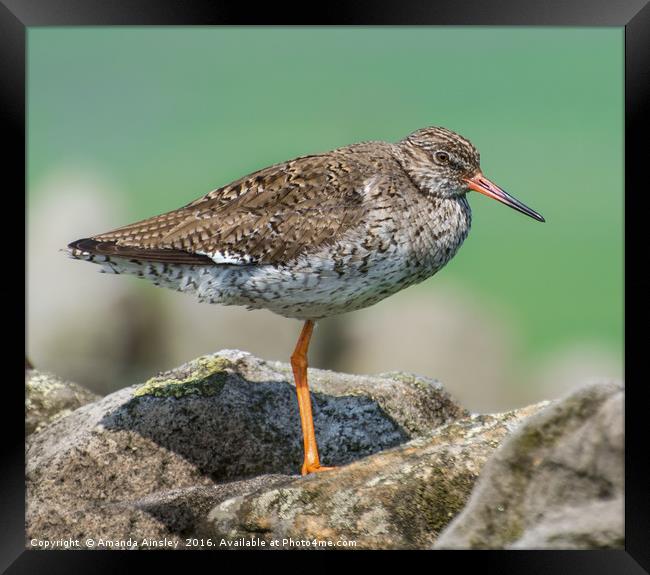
[5,1,648,572]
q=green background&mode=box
[27,27,623,370]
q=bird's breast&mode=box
[392,194,472,278]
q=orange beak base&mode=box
[465,173,545,222]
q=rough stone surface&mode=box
[199,402,546,549]
[26,350,465,548]
[27,477,294,550]
[434,380,623,549]
[26,369,101,436]
[27,351,623,551]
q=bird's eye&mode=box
[435,151,450,164]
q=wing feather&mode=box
[75,143,402,266]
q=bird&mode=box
[66,126,544,476]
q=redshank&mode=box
[67,126,544,475]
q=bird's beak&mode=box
[464,172,545,223]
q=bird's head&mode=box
[398,126,544,222]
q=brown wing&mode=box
[87,149,383,266]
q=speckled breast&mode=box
[94,195,472,321]
[191,194,473,320]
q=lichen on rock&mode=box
[198,402,546,549]
[133,356,234,399]
[26,350,467,548]
[433,380,624,549]
[26,369,100,435]
[25,351,624,550]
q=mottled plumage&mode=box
[67,126,544,475]
[67,127,484,319]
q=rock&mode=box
[26,369,101,435]
[27,478,294,550]
[28,351,621,550]
[198,402,546,549]
[433,380,623,549]
[26,349,465,548]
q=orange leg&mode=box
[290,320,335,476]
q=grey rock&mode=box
[28,351,621,550]
[26,349,464,548]
[434,380,624,549]
[198,402,547,549]
[26,369,101,436]
[29,478,293,550]
[508,497,624,549]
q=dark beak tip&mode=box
[466,174,545,223]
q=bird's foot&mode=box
[301,462,336,476]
